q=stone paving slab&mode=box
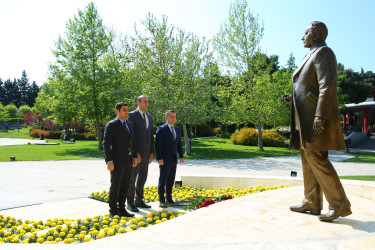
[0,138,46,146]
[1,186,374,249]
[0,151,373,210]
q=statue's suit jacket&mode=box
[290,43,345,151]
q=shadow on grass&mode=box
[54,148,104,159]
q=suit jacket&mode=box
[103,118,137,164]
[128,109,154,155]
[290,43,345,151]
[155,123,183,165]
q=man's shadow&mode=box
[329,218,375,233]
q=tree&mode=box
[132,13,214,154]
[213,0,290,151]
[337,63,373,104]
[2,79,20,106]
[286,53,297,73]
[17,70,30,106]
[40,2,124,149]
[0,102,10,122]
[26,81,40,107]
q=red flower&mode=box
[227,195,232,199]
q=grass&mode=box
[0,137,299,161]
[0,127,31,139]
[183,137,299,159]
[340,152,375,163]
[0,140,104,161]
[340,176,375,181]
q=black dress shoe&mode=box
[290,204,321,215]
[319,208,352,222]
[166,199,176,205]
[127,204,139,212]
[159,201,167,208]
[109,210,119,217]
[119,210,134,218]
[134,202,151,208]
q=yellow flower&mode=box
[151,211,156,215]
[84,236,91,242]
[37,237,44,243]
[69,229,76,234]
[161,218,168,222]
[47,236,53,241]
[155,220,162,224]
[137,216,143,221]
[59,232,66,237]
[119,228,126,233]
[78,234,85,239]
[146,218,153,223]
[97,233,105,239]
[55,238,62,243]
[107,229,114,236]
[130,224,137,230]
[130,219,137,224]
[39,233,46,239]
[161,213,167,218]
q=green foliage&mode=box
[340,176,375,181]
[230,128,286,147]
[195,124,215,137]
[3,103,18,118]
[340,152,375,163]
[213,127,222,135]
[0,102,10,122]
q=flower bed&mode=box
[91,185,289,204]
[0,211,180,244]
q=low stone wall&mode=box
[180,175,375,201]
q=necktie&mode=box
[171,126,176,141]
[123,121,129,135]
[142,113,147,128]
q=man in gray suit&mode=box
[126,95,154,212]
[284,21,351,222]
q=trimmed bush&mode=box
[47,131,62,139]
[213,127,222,135]
[230,128,286,147]
[195,124,215,137]
[29,129,50,138]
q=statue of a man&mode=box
[283,21,351,222]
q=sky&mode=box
[0,0,374,86]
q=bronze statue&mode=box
[283,21,351,222]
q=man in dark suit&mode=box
[155,110,184,207]
[126,95,154,212]
[283,21,351,222]
[103,102,138,217]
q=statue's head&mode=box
[302,21,328,48]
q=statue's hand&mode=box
[282,94,292,103]
[313,117,326,135]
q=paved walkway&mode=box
[0,151,374,210]
[0,137,46,146]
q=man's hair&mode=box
[137,95,148,103]
[165,110,176,117]
[310,21,328,42]
[115,102,128,111]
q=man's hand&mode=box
[158,159,164,166]
[149,153,154,164]
[132,158,138,167]
[180,158,184,164]
[282,94,292,103]
[107,162,114,171]
[137,153,141,164]
[313,117,326,135]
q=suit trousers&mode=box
[108,157,132,213]
[127,152,150,205]
[300,149,351,210]
[158,158,177,202]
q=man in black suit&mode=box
[155,110,184,208]
[103,102,138,217]
[126,95,154,212]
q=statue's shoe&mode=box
[319,208,352,222]
[290,204,321,215]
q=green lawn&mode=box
[340,176,375,181]
[183,137,299,159]
[0,137,299,161]
[0,140,104,161]
[340,152,375,163]
[0,127,31,139]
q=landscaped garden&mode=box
[0,184,289,244]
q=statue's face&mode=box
[302,24,315,48]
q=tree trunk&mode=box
[257,121,264,151]
[96,116,103,150]
[182,123,191,155]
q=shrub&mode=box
[230,128,286,147]
[29,129,50,138]
[46,131,62,139]
[195,124,215,137]
[262,130,286,147]
[213,127,222,135]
